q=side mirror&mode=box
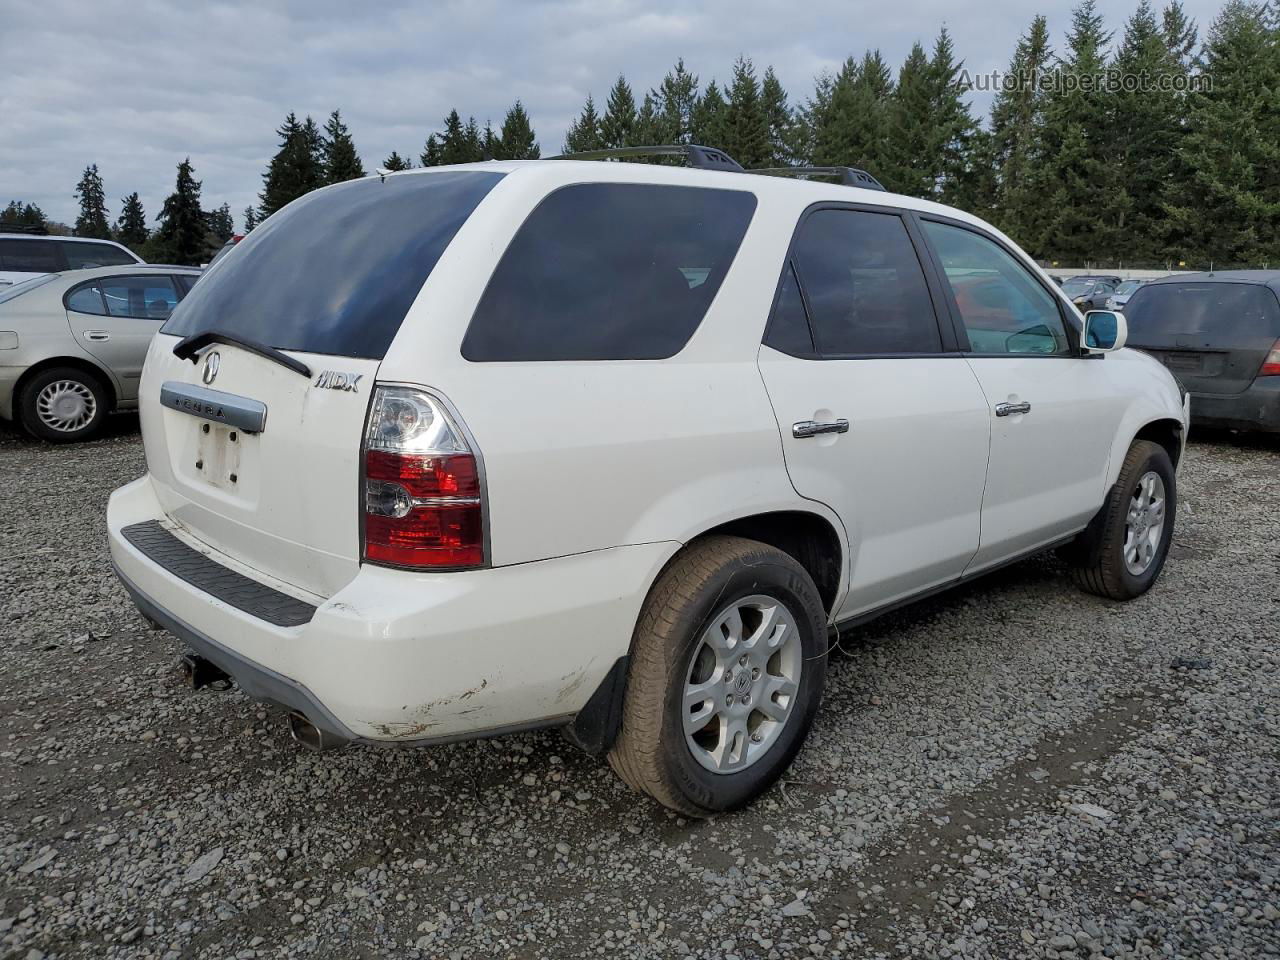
[1083,310,1127,353]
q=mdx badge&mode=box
[315,370,363,392]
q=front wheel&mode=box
[608,535,827,816]
[1065,440,1176,600]
[17,366,109,443]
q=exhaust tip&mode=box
[287,711,348,752]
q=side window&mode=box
[0,239,64,273]
[462,183,757,361]
[63,243,138,269]
[791,209,942,356]
[764,263,815,355]
[66,282,107,315]
[99,276,179,320]
[921,220,1070,356]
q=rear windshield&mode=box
[162,171,503,359]
[1125,282,1280,343]
[461,183,757,361]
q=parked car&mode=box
[0,265,202,441]
[205,234,244,272]
[1124,271,1280,433]
[1105,278,1152,311]
[106,154,1188,816]
[0,233,143,286]
[1061,276,1118,311]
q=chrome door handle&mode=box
[792,419,849,438]
[995,401,1031,417]
[85,331,111,342]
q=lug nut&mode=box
[725,694,734,707]
[750,731,763,743]
[751,667,761,680]
[723,668,733,683]
[739,654,748,666]
[740,694,751,705]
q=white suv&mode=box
[107,152,1189,816]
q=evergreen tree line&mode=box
[8,0,1275,269]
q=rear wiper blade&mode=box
[172,330,312,378]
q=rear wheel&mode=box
[608,535,827,816]
[1065,440,1176,600]
[18,366,109,443]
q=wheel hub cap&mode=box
[35,380,96,432]
[683,594,803,775]
[1123,470,1166,575]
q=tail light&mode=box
[1261,340,1280,377]
[361,386,484,569]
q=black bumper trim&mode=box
[120,520,317,628]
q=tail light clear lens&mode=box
[362,386,484,569]
[1261,340,1280,377]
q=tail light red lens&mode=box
[1261,340,1280,377]
[362,386,484,569]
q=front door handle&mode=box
[995,401,1031,417]
[85,331,111,342]
[793,419,849,438]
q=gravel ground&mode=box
[1,414,1277,960]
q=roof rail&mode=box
[752,166,886,191]
[551,144,744,172]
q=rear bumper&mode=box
[108,474,676,745]
[1190,378,1280,433]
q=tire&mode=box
[17,366,109,443]
[608,535,827,817]
[1065,440,1176,600]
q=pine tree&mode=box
[986,15,1054,247]
[600,75,637,148]
[73,164,111,239]
[563,95,604,153]
[760,66,794,166]
[691,81,730,149]
[207,203,235,242]
[482,121,501,160]
[420,135,442,166]
[152,158,206,266]
[888,43,935,195]
[633,93,663,147]
[383,151,411,172]
[1161,0,1199,67]
[260,112,325,218]
[243,206,258,232]
[1,201,47,231]
[1035,1,1115,262]
[722,57,769,168]
[926,29,981,205]
[497,101,540,159]
[1163,0,1279,265]
[322,110,365,183]
[656,59,699,144]
[462,117,483,162]
[115,192,148,250]
[812,52,895,176]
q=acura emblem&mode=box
[201,351,220,385]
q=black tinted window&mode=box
[792,210,940,356]
[0,239,64,272]
[1125,282,1280,343]
[63,242,137,268]
[164,172,503,359]
[462,183,756,361]
[764,263,814,355]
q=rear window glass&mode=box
[0,238,64,273]
[1126,282,1280,342]
[63,242,137,269]
[461,183,757,361]
[162,171,503,359]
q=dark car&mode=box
[1061,276,1118,311]
[1124,271,1280,433]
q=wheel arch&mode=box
[12,355,119,416]
[1131,417,1184,471]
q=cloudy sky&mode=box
[2,0,1224,231]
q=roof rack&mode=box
[551,144,744,172]
[752,166,886,191]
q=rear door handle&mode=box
[85,331,111,342]
[792,419,849,438]
[994,401,1031,417]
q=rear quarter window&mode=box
[461,183,757,361]
[1126,282,1280,343]
[162,171,504,359]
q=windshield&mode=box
[1115,280,1142,296]
[1061,279,1092,297]
[0,274,57,305]
[162,171,503,359]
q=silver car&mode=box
[0,265,202,441]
